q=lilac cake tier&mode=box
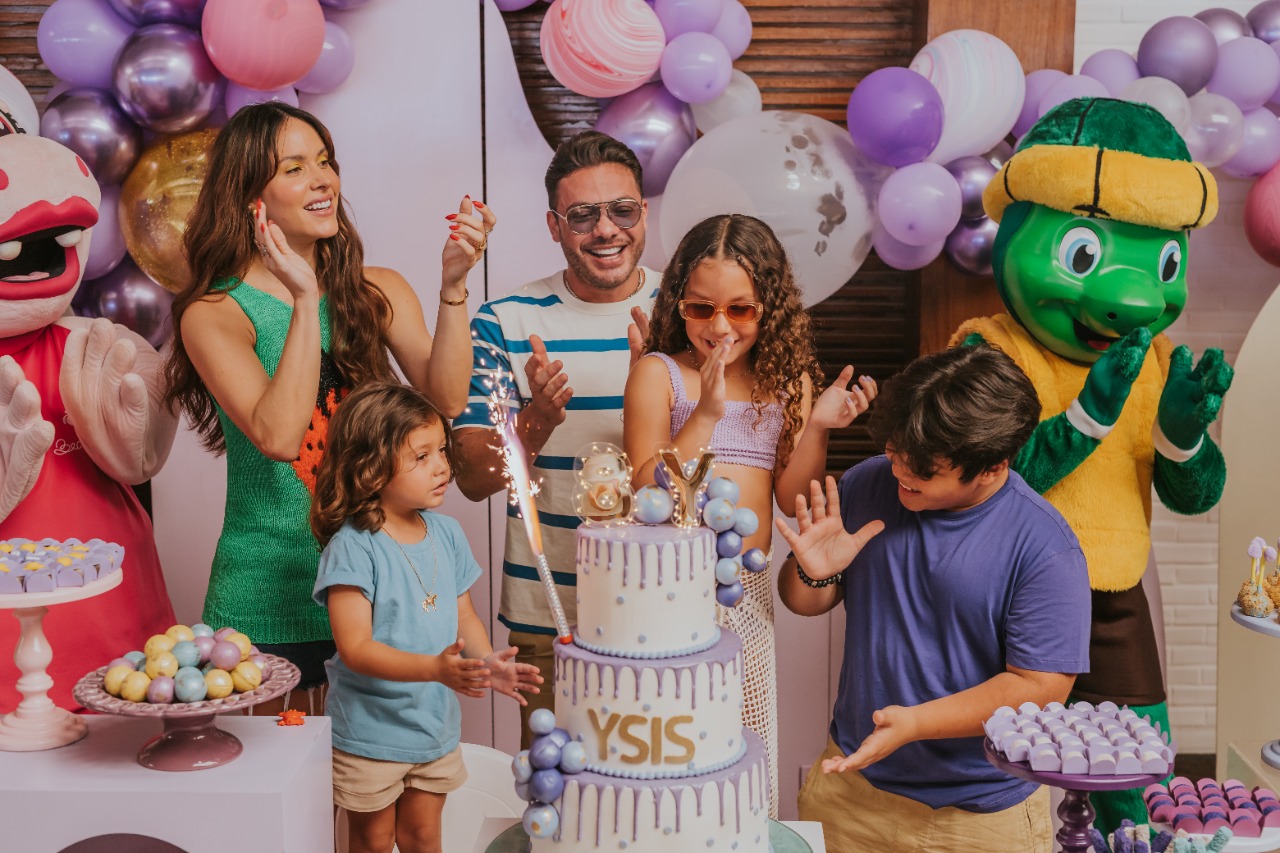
[574,524,718,659]
[556,632,745,779]
[531,728,770,853]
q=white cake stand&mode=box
[0,571,122,751]
[1230,603,1280,770]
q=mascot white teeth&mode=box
[0,128,177,713]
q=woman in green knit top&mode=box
[163,103,492,716]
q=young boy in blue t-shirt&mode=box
[777,344,1091,852]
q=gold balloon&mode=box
[119,128,219,294]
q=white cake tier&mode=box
[531,728,770,853]
[555,633,745,779]
[574,524,718,659]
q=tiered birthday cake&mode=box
[517,448,771,852]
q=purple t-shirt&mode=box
[831,455,1091,812]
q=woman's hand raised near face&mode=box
[442,195,497,294]
[255,199,320,303]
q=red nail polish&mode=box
[445,213,458,221]
[450,234,461,241]
[464,194,470,199]
[449,224,460,231]
[473,201,485,209]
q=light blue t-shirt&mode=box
[313,511,483,763]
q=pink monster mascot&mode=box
[0,129,177,712]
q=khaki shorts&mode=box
[798,736,1051,853]
[332,745,467,813]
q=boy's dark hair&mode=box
[868,344,1041,482]
[544,131,644,210]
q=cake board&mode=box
[1230,604,1280,771]
[483,818,812,853]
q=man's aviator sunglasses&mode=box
[550,198,643,234]
[677,300,764,324]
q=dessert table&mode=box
[0,715,333,852]
[474,817,826,853]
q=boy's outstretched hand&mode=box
[484,646,544,706]
[821,705,919,774]
[774,476,884,584]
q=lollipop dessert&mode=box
[1237,537,1275,618]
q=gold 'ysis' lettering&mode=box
[585,710,698,765]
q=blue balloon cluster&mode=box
[512,708,587,839]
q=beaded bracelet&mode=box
[440,288,468,306]
[795,558,842,588]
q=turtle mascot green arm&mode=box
[950,98,1232,835]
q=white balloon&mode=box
[660,110,891,307]
[1120,76,1191,134]
[690,68,762,133]
[1183,91,1245,167]
[0,64,39,135]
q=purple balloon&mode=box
[715,580,744,607]
[594,83,696,196]
[877,161,962,247]
[82,257,175,347]
[319,0,375,8]
[654,0,724,39]
[944,156,998,222]
[1221,106,1280,177]
[84,184,127,280]
[37,0,136,90]
[493,0,539,8]
[1249,0,1280,44]
[108,0,205,27]
[845,66,943,168]
[1079,49,1141,98]
[1208,37,1280,111]
[872,223,942,271]
[1037,75,1109,119]
[224,82,299,118]
[709,0,751,60]
[39,87,142,186]
[983,139,1014,170]
[1014,69,1067,138]
[660,32,732,104]
[112,23,225,133]
[294,21,356,95]
[944,216,999,277]
[1195,7,1253,44]
[1136,16,1219,96]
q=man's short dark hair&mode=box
[544,131,644,210]
[868,344,1041,482]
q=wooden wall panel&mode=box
[0,0,55,114]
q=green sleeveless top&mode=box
[203,280,348,643]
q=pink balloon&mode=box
[201,0,326,90]
[1245,161,1280,266]
[540,0,665,98]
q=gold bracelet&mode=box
[440,288,468,306]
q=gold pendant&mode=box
[422,593,438,613]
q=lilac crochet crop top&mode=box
[650,352,784,470]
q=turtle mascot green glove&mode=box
[951,97,1232,834]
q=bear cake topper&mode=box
[571,443,635,526]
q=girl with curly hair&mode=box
[311,382,540,853]
[623,213,877,816]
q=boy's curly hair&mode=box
[644,214,821,472]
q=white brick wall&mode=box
[1075,1,1280,751]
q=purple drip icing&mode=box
[632,787,641,842]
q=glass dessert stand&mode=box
[484,819,812,852]
[985,737,1167,853]
[0,571,122,751]
[73,654,299,771]
[1231,603,1280,770]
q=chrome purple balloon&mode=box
[112,23,225,133]
[1195,7,1253,44]
[1136,16,1220,96]
[36,0,136,90]
[80,258,175,347]
[943,155,998,223]
[39,87,143,186]
[944,216,999,277]
[108,0,206,27]
[1248,0,1280,44]
[594,83,696,196]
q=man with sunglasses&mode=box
[453,131,659,746]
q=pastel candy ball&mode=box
[106,656,135,673]
[171,640,200,670]
[164,624,195,643]
[732,507,758,537]
[213,626,237,641]
[682,459,699,478]
[120,670,152,702]
[512,750,534,783]
[716,580,745,607]
[145,651,178,679]
[146,675,175,704]
[174,669,208,703]
[514,779,531,801]
[529,707,557,736]
[204,668,234,699]
[717,530,743,558]
[530,768,566,803]
[523,802,560,839]
[224,631,253,661]
[695,491,709,513]
[634,484,674,524]
[702,497,736,531]
[143,633,176,659]
[654,460,673,490]
[191,635,215,664]
[123,650,146,668]
[104,664,135,697]
[742,547,768,573]
[190,623,215,638]
[560,741,588,773]
[715,557,742,585]
[209,640,242,671]
[706,477,740,504]
[248,653,271,676]
[549,727,571,748]
[530,735,563,770]
[231,660,262,693]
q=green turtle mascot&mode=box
[952,97,1233,833]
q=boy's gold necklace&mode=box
[387,514,439,613]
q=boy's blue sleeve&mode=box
[313,529,376,607]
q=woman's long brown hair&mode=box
[163,102,396,453]
[644,214,822,473]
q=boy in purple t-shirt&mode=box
[777,345,1091,852]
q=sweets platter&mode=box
[1230,604,1280,771]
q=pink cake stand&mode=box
[1230,603,1280,770]
[984,738,1168,853]
[72,654,300,771]
[0,570,123,752]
